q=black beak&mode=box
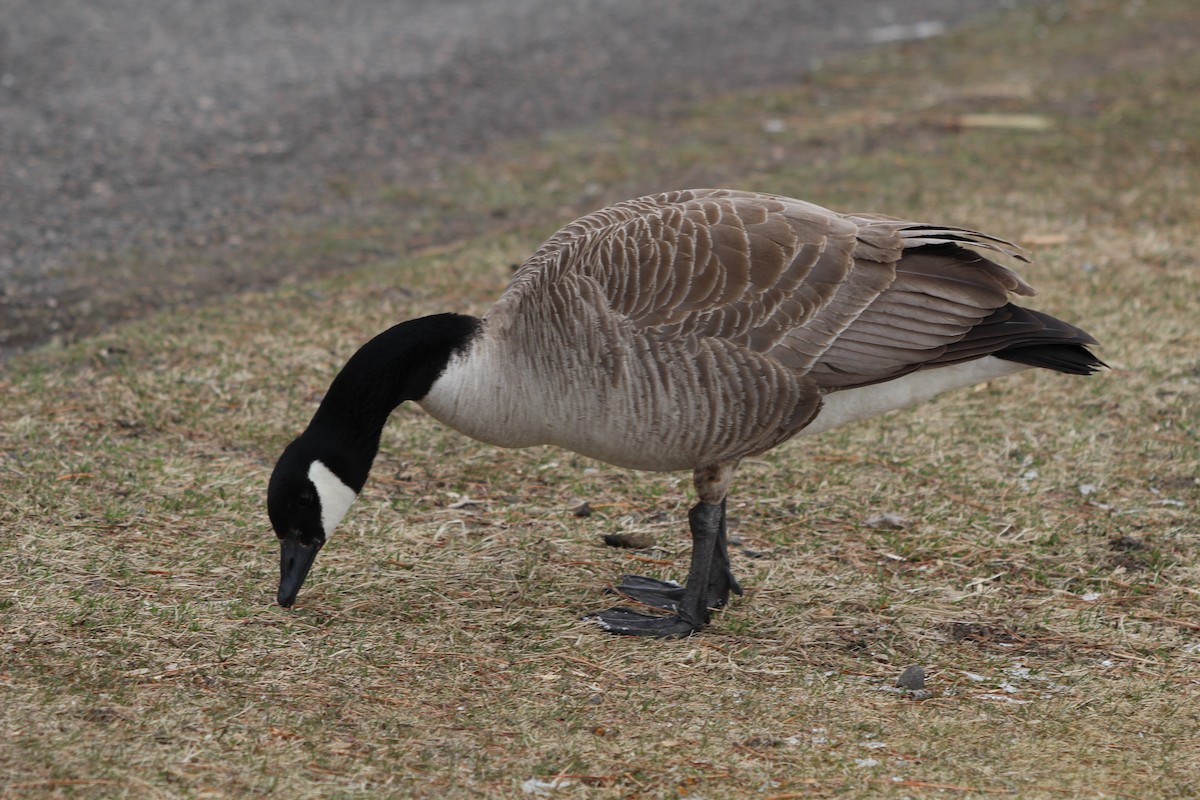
[277,537,324,607]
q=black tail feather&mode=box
[995,342,1106,375]
[934,303,1105,376]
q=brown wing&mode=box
[507,189,1034,383]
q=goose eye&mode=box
[297,488,316,508]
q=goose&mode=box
[268,189,1103,638]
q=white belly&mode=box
[803,356,1028,437]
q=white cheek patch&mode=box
[308,460,358,539]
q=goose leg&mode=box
[587,499,734,637]
[711,500,744,604]
[608,498,742,611]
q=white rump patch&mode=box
[308,460,357,538]
[803,357,1029,437]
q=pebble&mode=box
[896,664,926,691]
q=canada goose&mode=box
[268,189,1103,638]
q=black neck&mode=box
[305,313,479,490]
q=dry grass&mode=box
[3,1,1199,797]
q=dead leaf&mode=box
[953,113,1054,131]
[602,532,654,549]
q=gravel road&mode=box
[0,0,1031,356]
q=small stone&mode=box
[864,512,908,530]
[896,664,926,690]
[573,501,593,518]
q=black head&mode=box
[265,313,479,607]
[268,436,358,607]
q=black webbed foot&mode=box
[606,574,685,611]
[589,496,742,637]
[584,606,704,638]
[608,572,742,611]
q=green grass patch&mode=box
[3,1,1199,797]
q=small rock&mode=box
[864,512,908,530]
[522,777,573,795]
[896,664,926,690]
[572,501,593,518]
